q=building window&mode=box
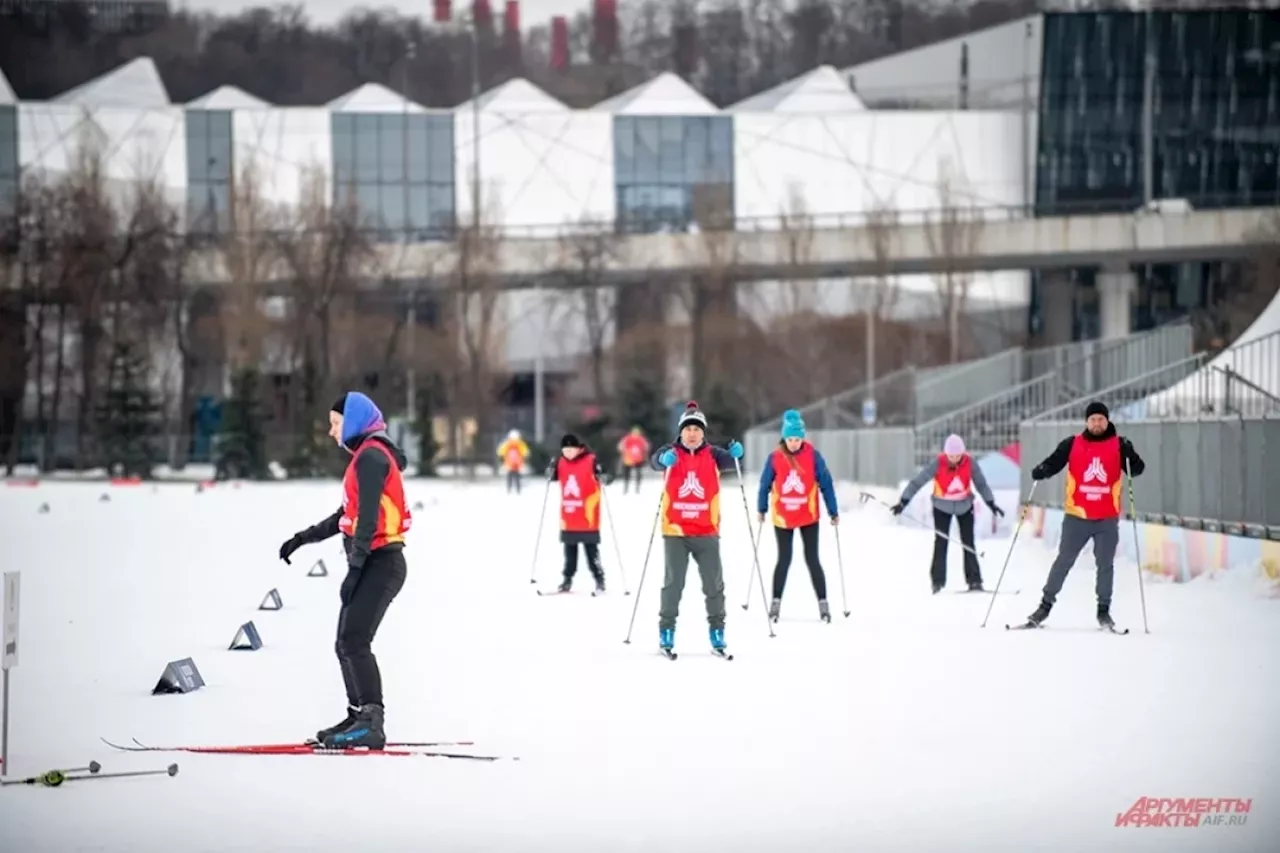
[1036,9,1280,216]
[185,109,233,235]
[331,113,455,242]
[0,106,18,223]
[614,116,734,234]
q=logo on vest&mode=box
[945,476,969,497]
[779,469,810,512]
[1079,456,1111,502]
[562,473,583,512]
[673,471,709,519]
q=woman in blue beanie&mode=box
[756,410,840,622]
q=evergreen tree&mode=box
[95,341,161,479]
[618,374,668,443]
[217,366,268,480]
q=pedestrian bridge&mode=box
[189,205,1279,288]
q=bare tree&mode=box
[923,162,983,363]
[857,199,904,411]
[555,221,620,403]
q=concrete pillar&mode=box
[1039,270,1075,345]
[1097,264,1135,340]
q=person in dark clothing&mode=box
[1019,401,1145,629]
[892,434,1002,593]
[756,410,840,622]
[546,433,607,594]
[278,391,411,749]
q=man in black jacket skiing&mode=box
[278,391,412,748]
[1018,401,1144,630]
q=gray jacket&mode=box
[899,455,996,516]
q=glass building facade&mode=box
[185,109,233,234]
[331,113,455,241]
[613,116,734,233]
[1030,8,1280,343]
[1036,9,1280,215]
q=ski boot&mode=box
[1025,600,1052,626]
[818,599,831,623]
[768,597,781,622]
[310,706,357,745]
[932,582,944,594]
[709,628,731,659]
[968,581,985,592]
[321,703,386,750]
[592,573,606,595]
[659,627,675,659]
[1097,603,1115,630]
[557,576,572,593]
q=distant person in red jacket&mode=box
[617,426,650,493]
[546,433,607,594]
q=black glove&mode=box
[339,567,361,605]
[278,534,304,565]
[890,500,906,516]
[987,501,1005,518]
[1031,465,1048,481]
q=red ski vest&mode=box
[933,454,974,499]
[338,441,412,548]
[769,443,819,529]
[1064,434,1122,520]
[661,445,722,537]
[556,452,601,533]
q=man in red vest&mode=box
[893,433,1002,593]
[651,401,744,657]
[546,433,607,594]
[277,391,411,749]
[1021,401,1144,629]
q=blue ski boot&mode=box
[709,628,732,659]
[321,703,386,749]
[659,627,675,658]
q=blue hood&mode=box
[340,392,386,447]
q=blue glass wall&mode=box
[0,106,16,219]
[185,109,233,234]
[331,113,455,241]
[613,116,734,233]
[1036,9,1280,215]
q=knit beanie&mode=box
[677,400,707,433]
[943,434,965,455]
[781,409,806,440]
[1085,401,1110,420]
[560,433,583,448]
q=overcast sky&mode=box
[178,0,592,29]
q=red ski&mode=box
[102,738,507,761]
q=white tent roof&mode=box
[1136,290,1280,418]
[728,65,866,113]
[456,78,568,114]
[327,83,429,113]
[593,72,718,115]
[188,85,270,109]
[55,57,170,108]
[0,66,15,106]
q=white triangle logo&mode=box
[563,474,580,498]
[781,470,805,495]
[1084,457,1108,484]
[678,471,705,499]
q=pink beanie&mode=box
[943,434,966,455]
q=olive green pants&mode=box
[659,536,726,631]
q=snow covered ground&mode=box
[0,477,1276,853]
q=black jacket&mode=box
[1031,423,1145,481]
[295,430,409,569]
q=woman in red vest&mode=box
[650,401,744,657]
[545,433,608,594]
[616,426,651,494]
[276,391,411,750]
[1020,401,1145,630]
[755,410,840,622]
[893,434,1002,593]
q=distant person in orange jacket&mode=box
[497,429,529,494]
[617,426,650,493]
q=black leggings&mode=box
[621,465,642,492]
[932,508,982,587]
[771,523,827,600]
[335,548,406,708]
[506,470,521,493]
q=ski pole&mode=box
[740,519,764,611]
[528,479,552,585]
[599,483,632,595]
[623,469,667,644]
[735,457,775,638]
[981,481,1038,628]
[834,524,850,618]
[0,761,100,787]
[860,492,986,558]
[1125,460,1150,634]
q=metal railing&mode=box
[1019,416,1280,540]
[743,427,917,489]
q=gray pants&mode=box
[659,536,726,631]
[1043,516,1120,607]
